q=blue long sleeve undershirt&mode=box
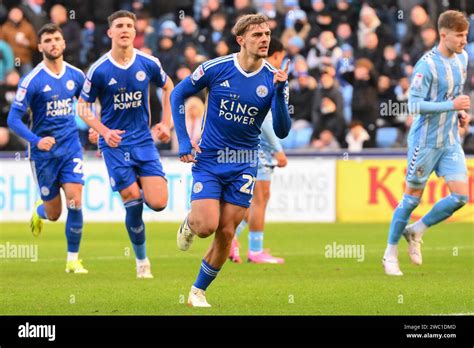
[408,95,455,115]
[7,107,40,146]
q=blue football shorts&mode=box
[102,143,165,192]
[30,150,84,201]
[190,151,258,208]
[406,143,468,189]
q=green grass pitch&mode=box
[0,222,472,315]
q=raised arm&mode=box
[271,60,291,139]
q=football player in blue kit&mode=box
[171,14,291,307]
[7,24,88,274]
[230,36,288,265]
[382,10,471,276]
[78,11,174,279]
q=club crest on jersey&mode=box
[191,66,205,83]
[411,73,423,91]
[16,88,27,102]
[416,166,424,177]
[66,80,75,90]
[256,85,268,98]
[136,71,146,81]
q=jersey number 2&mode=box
[73,158,83,174]
[239,174,256,195]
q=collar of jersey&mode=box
[232,53,265,78]
[41,62,66,79]
[107,49,137,70]
[433,46,457,62]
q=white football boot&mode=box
[403,224,423,265]
[136,258,154,279]
[177,216,195,251]
[187,286,211,308]
[382,258,403,276]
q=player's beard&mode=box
[43,49,63,61]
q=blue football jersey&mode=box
[408,47,468,148]
[189,54,287,152]
[11,62,85,160]
[80,49,167,150]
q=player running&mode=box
[229,37,288,264]
[78,10,174,279]
[171,14,291,307]
[7,24,88,274]
[382,10,471,276]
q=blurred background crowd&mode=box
[1,0,474,153]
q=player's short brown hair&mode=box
[38,23,63,41]
[438,10,469,32]
[231,14,268,37]
[107,10,136,27]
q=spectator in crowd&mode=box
[357,4,395,50]
[197,0,223,29]
[20,0,47,32]
[202,12,230,56]
[380,45,404,82]
[50,4,82,67]
[402,5,433,63]
[214,39,231,57]
[307,0,334,39]
[311,129,341,151]
[336,21,357,48]
[176,16,207,54]
[282,59,317,149]
[180,43,207,71]
[0,39,14,83]
[311,70,346,144]
[156,34,180,81]
[0,7,36,75]
[409,23,438,64]
[79,21,96,68]
[342,58,378,147]
[356,31,384,72]
[331,0,357,29]
[281,9,311,50]
[346,120,370,152]
[307,31,343,79]
[133,12,158,51]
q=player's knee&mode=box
[120,188,141,202]
[47,209,62,221]
[146,199,167,212]
[191,220,217,238]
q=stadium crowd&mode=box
[1,0,474,153]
